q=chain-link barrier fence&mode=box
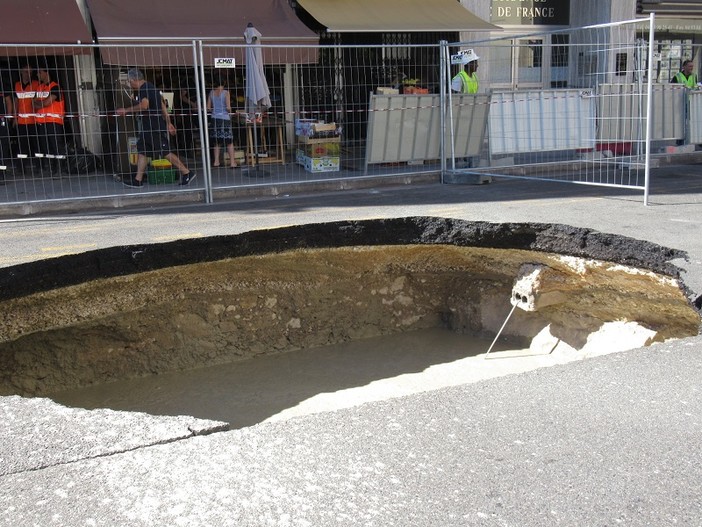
[443,17,663,198]
[1,15,696,211]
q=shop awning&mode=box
[86,0,319,65]
[0,0,93,57]
[297,0,499,32]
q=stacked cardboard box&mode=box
[298,139,341,158]
[295,120,339,139]
[295,119,341,172]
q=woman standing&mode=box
[207,77,238,168]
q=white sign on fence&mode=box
[214,58,236,68]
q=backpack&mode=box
[66,146,102,175]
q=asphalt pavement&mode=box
[1,165,702,526]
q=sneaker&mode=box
[179,172,197,186]
[123,175,144,188]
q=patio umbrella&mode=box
[244,23,271,175]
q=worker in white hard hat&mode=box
[451,49,479,94]
[450,49,481,169]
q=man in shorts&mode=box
[116,68,196,188]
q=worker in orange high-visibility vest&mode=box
[13,63,40,171]
[33,61,66,176]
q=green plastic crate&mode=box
[147,167,179,184]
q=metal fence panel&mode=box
[444,16,657,199]
[0,16,682,213]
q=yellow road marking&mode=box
[41,244,97,253]
[37,252,85,259]
[151,233,204,242]
[0,225,104,239]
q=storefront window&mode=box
[551,34,569,87]
[492,41,513,84]
[517,39,543,85]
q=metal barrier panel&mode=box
[687,91,702,144]
[365,94,442,164]
[450,94,492,158]
[488,89,596,156]
[597,83,686,142]
[364,93,489,168]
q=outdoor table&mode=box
[245,116,286,166]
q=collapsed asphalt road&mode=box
[1,168,701,525]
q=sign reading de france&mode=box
[490,0,570,26]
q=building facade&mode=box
[458,0,702,89]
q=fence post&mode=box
[643,13,655,207]
[440,40,448,184]
[195,40,213,204]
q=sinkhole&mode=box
[0,217,699,427]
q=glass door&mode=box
[491,37,566,90]
[516,38,544,88]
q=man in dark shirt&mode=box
[173,81,199,158]
[0,73,14,180]
[116,69,196,188]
